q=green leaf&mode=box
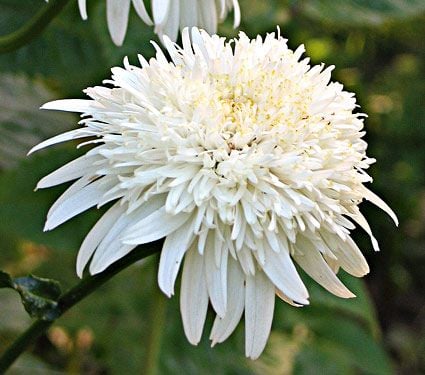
[301,0,425,26]
[0,271,61,320]
[0,0,105,95]
[0,0,156,96]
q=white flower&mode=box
[77,0,152,46]
[30,28,398,359]
[71,0,240,45]
[151,0,241,41]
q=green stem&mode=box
[144,257,168,375]
[0,0,72,54]
[0,240,163,372]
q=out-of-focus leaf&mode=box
[0,0,155,95]
[0,0,105,95]
[0,74,75,170]
[0,271,61,320]
[301,0,425,26]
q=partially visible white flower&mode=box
[30,28,397,359]
[77,0,152,46]
[152,0,241,41]
[47,0,240,46]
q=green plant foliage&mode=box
[0,0,155,95]
[0,271,61,320]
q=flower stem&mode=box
[0,0,72,54]
[144,257,168,375]
[0,240,163,372]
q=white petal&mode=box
[152,0,171,25]
[293,237,355,298]
[76,202,125,277]
[197,0,217,34]
[245,272,275,359]
[46,176,91,217]
[89,195,166,273]
[131,0,153,25]
[122,206,190,244]
[44,177,116,231]
[40,99,94,113]
[158,0,180,42]
[88,214,135,274]
[28,129,92,154]
[179,0,198,28]
[180,245,209,345]
[36,153,103,189]
[333,236,370,277]
[232,0,241,28]
[107,0,131,46]
[210,257,245,345]
[349,211,380,251]
[362,186,398,226]
[158,216,196,297]
[276,289,303,307]
[205,232,228,318]
[260,240,309,305]
[78,0,88,19]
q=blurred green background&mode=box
[0,0,424,373]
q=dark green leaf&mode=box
[0,271,61,321]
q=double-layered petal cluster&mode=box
[31,29,397,358]
[75,0,240,45]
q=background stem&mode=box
[0,0,72,54]
[0,240,162,372]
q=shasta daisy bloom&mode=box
[30,28,397,359]
[152,0,241,41]
[59,0,240,45]
[76,0,152,46]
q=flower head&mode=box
[152,0,241,41]
[73,0,240,45]
[31,28,397,359]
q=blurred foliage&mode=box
[0,0,424,374]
